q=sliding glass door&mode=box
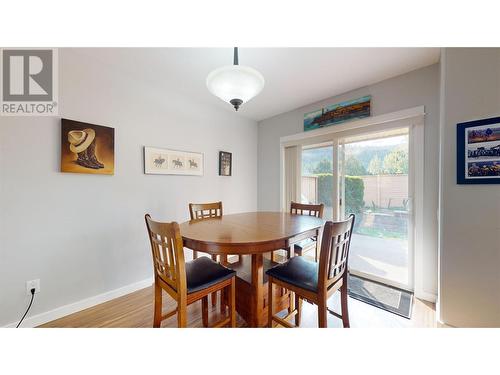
[339,128,412,290]
[286,126,414,291]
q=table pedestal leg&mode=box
[250,254,263,328]
[231,252,292,327]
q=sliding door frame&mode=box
[280,106,426,295]
[337,126,414,291]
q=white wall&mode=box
[257,64,440,300]
[438,48,500,327]
[0,49,258,326]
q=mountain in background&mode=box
[302,143,405,175]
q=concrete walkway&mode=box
[349,233,409,286]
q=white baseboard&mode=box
[4,277,153,328]
[414,290,437,303]
[4,275,438,327]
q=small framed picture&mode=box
[457,116,500,184]
[219,151,232,176]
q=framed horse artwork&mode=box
[144,146,203,176]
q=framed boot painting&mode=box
[61,119,115,175]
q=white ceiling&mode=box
[78,48,440,122]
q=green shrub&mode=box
[313,174,364,217]
[316,173,333,206]
[345,176,364,216]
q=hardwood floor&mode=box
[40,284,437,328]
[40,251,438,328]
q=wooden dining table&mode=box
[180,211,324,327]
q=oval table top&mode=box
[179,211,324,255]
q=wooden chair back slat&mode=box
[328,234,351,279]
[189,201,223,220]
[145,214,187,292]
[188,202,226,263]
[318,215,355,290]
[290,202,324,218]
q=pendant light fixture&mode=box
[206,47,265,111]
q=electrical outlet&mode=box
[26,279,40,295]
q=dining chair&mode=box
[266,214,355,328]
[188,201,239,310]
[145,214,236,328]
[270,202,324,263]
[188,201,223,261]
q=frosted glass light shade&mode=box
[206,65,265,108]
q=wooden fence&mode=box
[301,174,408,208]
[361,174,408,208]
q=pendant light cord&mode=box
[233,47,239,65]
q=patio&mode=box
[349,233,409,286]
[312,206,409,287]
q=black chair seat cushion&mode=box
[293,238,315,254]
[266,256,318,292]
[186,256,235,293]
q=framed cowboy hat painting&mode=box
[61,119,115,175]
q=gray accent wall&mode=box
[439,48,500,327]
[257,64,440,300]
[0,49,258,326]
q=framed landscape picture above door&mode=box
[303,95,371,132]
[144,147,203,176]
